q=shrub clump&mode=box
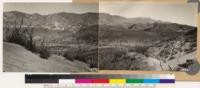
[4,18,50,59]
[39,47,50,59]
[63,48,77,61]
[63,47,98,68]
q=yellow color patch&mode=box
[109,79,126,84]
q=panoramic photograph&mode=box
[3,3,99,72]
[98,2,198,71]
[3,2,198,72]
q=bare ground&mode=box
[3,42,90,72]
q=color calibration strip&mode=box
[25,74,175,84]
[58,78,174,84]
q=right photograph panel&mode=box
[98,2,198,71]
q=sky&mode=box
[99,2,198,26]
[3,3,98,15]
[3,2,198,26]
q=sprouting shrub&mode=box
[38,39,50,59]
[63,49,77,61]
[98,47,128,69]
[63,46,85,62]
[39,47,50,59]
[4,18,37,53]
[63,47,98,68]
[4,18,51,59]
[79,48,98,68]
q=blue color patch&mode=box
[143,79,160,83]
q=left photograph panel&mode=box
[3,3,99,72]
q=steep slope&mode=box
[98,16,197,71]
[167,51,196,69]
[3,42,90,72]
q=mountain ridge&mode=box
[3,11,196,32]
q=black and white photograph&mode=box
[3,3,99,72]
[98,2,198,71]
[3,2,198,72]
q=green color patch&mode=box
[126,79,143,83]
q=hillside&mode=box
[98,17,197,71]
[3,42,90,72]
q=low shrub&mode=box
[63,47,98,68]
[63,49,77,61]
[38,46,50,59]
[4,18,37,53]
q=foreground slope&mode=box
[3,42,90,72]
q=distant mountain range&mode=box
[3,11,196,33]
[4,11,98,32]
[3,11,162,31]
